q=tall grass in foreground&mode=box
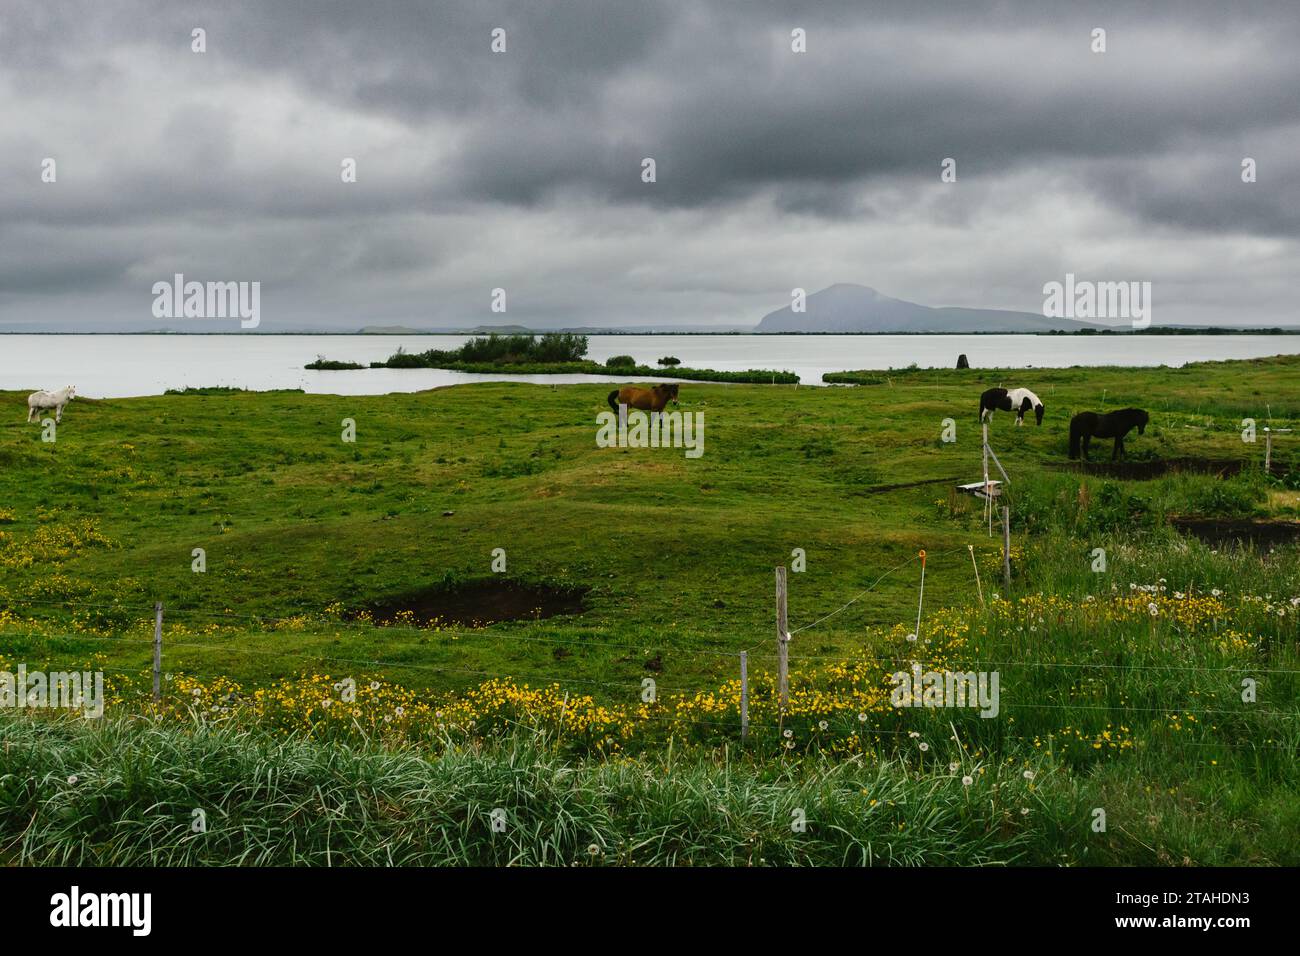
[3,710,1296,866]
[1,714,1073,866]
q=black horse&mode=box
[1069,408,1149,461]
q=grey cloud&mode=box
[1,0,1298,329]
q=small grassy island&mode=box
[306,333,799,384]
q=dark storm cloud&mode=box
[1,0,1299,329]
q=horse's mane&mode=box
[1106,407,1148,426]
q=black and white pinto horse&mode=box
[979,387,1044,426]
[1069,408,1149,461]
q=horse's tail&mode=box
[1068,416,1083,459]
[607,389,620,413]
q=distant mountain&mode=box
[755,284,1105,333]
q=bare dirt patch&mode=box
[357,580,589,627]
[863,475,964,495]
[1171,517,1300,549]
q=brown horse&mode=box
[608,383,679,413]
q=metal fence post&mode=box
[739,651,749,743]
[152,601,163,702]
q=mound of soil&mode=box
[357,580,588,627]
[1171,517,1300,549]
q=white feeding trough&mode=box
[957,479,1003,500]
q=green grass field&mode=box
[2,354,1298,865]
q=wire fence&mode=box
[3,542,1298,756]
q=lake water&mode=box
[1,334,1297,398]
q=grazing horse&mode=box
[27,385,76,424]
[979,387,1044,426]
[608,383,679,414]
[1069,408,1149,461]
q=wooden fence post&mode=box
[739,651,749,742]
[1002,507,1012,592]
[982,423,992,535]
[776,567,789,716]
[152,601,163,702]
[1265,430,1272,473]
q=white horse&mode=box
[27,385,76,424]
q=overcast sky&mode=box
[2,0,1297,331]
